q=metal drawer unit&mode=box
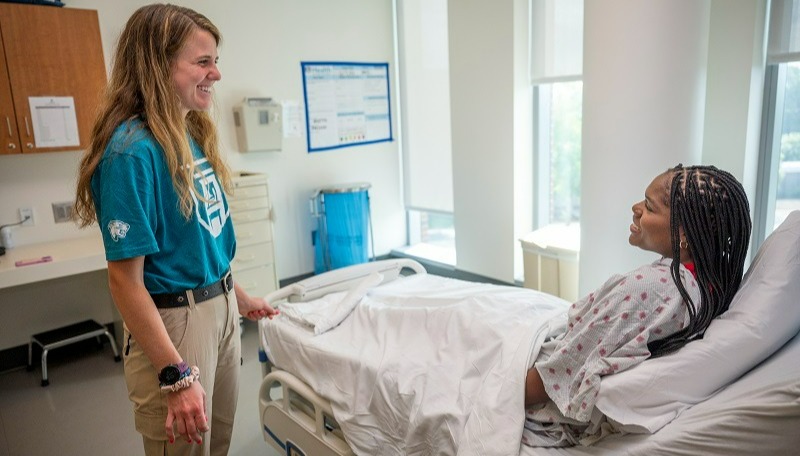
[229,172,279,299]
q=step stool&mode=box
[27,319,121,387]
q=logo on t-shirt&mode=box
[107,220,130,242]
[192,158,229,238]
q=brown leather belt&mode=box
[151,271,233,308]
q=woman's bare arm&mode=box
[525,366,550,407]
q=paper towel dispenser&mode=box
[233,97,282,152]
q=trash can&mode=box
[519,223,580,302]
[311,183,373,274]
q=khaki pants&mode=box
[123,290,241,456]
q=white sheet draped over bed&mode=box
[263,274,570,456]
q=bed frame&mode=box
[256,254,800,455]
[257,259,426,456]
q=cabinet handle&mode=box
[5,116,13,149]
[235,254,257,262]
[23,117,34,149]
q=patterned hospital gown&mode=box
[522,257,700,447]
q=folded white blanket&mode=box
[279,272,384,335]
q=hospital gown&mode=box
[522,257,701,447]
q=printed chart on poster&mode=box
[301,62,392,152]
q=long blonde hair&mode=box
[75,4,232,227]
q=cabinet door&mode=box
[0,30,20,155]
[0,4,106,153]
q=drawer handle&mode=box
[235,254,257,262]
[242,281,257,290]
[238,231,254,239]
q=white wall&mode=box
[0,0,404,280]
[578,1,711,295]
[702,0,767,201]
[449,0,531,283]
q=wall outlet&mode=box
[19,207,34,226]
[52,201,75,224]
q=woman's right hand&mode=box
[165,380,209,444]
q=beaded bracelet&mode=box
[160,366,200,393]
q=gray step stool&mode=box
[27,319,121,386]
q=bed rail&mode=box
[264,258,426,305]
[259,369,354,456]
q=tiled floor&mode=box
[0,321,281,456]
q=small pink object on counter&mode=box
[15,256,53,267]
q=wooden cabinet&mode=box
[0,4,106,154]
[0,30,19,153]
[229,172,280,299]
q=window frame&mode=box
[754,63,788,254]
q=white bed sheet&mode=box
[522,330,800,456]
[262,273,570,456]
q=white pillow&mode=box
[594,210,800,433]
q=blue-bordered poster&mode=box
[301,62,393,152]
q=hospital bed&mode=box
[257,211,800,456]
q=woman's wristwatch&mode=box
[158,361,190,387]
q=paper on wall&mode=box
[28,96,80,148]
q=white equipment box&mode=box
[233,98,282,152]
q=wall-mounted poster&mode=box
[301,62,393,152]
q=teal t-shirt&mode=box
[91,120,236,294]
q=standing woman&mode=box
[75,4,278,455]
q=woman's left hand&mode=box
[233,281,280,321]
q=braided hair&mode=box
[648,164,751,357]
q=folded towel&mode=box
[280,272,384,335]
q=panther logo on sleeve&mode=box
[107,220,131,242]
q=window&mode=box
[758,63,800,236]
[405,210,456,266]
[535,82,583,225]
[755,0,800,247]
[531,0,584,228]
[774,63,800,228]
[394,0,456,265]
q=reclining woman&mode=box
[522,164,751,447]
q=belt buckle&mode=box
[222,271,233,295]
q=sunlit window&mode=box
[394,0,456,266]
[757,0,800,246]
[404,210,456,266]
[537,82,583,224]
[530,0,583,229]
[773,62,800,230]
